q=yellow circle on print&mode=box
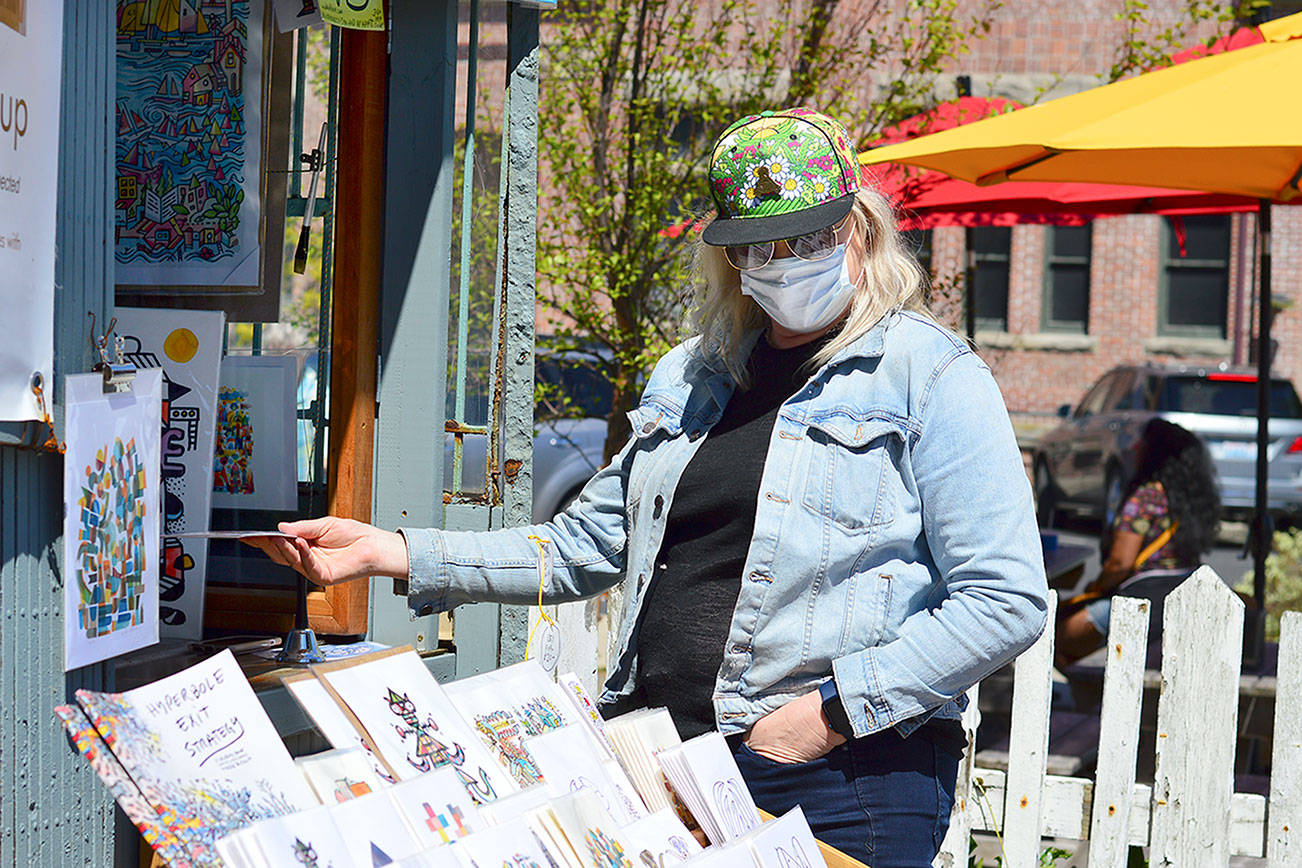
[163,328,199,364]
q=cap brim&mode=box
[701,194,855,247]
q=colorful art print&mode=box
[309,648,516,803]
[385,687,497,801]
[211,354,298,510]
[385,768,483,852]
[453,822,555,868]
[63,370,162,671]
[293,746,387,803]
[326,790,424,867]
[55,704,193,868]
[213,385,255,493]
[557,673,615,758]
[444,661,578,788]
[117,308,225,638]
[283,672,397,785]
[241,806,353,868]
[114,0,266,288]
[75,436,149,637]
[74,650,316,866]
[473,709,543,788]
[585,827,633,868]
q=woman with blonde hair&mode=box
[254,107,1047,866]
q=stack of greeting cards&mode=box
[658,731,761,845]
[58,647,835,868]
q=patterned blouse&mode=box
[1113,481,1185,571]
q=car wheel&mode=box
[1103,465,1124,532]
[1034,458,1057,529]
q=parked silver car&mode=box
[1033,363,1302,526]
[444,353,611,523]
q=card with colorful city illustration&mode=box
[442,659,580,790]
[310,647,517,802]
[116,307,225,638]
[115,0,266,288]
[73,649,317,867]
[212,354,298,510]
[62,369,162,670]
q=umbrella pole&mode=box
[964,227,977,344]
[1250,198,1273,667]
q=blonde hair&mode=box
[688,186,933,386]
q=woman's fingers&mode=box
[279,516,334,540]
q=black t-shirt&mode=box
[633,334,823,739]
[629,331,967,756]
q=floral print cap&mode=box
[702,107,862,247]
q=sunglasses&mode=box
[724,216,853,271]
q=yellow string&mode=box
[525,534,557,662]
[23,378,65,454]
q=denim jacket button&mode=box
[641,422,655,434]
[653,494,665,518]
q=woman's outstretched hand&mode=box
[244,517,409,587]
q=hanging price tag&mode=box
[530,619,561,675]
[318,0,384,30]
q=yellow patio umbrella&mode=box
[859,13,1302,200]
[859,12,1302,641]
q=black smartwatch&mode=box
[818,678,855,740]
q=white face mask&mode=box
[739,242,859,333]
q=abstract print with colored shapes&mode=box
[76,437,148,638]
[213,385,255,494]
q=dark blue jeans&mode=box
[732,728,958,868]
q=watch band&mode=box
[818,678,855,740]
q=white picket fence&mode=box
[934,566,1301,867]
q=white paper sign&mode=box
[63,370,162,670]
[0,0,62,421]
[116,307,224,638]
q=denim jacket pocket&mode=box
[800,415,905,534]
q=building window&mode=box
[971,226,1010,332]
[1161,215,1230,338]
[1042,224,1092,333]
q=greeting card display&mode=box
[526,724,646,826]
[310,647,516,801]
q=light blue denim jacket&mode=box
[402,311,1048,738]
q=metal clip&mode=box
[88,312,137,393]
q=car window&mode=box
[536,358,614,420]
[1075,374,1115,418]
[1157,375,1302,418]
[1105,370,1138,411]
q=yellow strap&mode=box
[1133,521,1178,570]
